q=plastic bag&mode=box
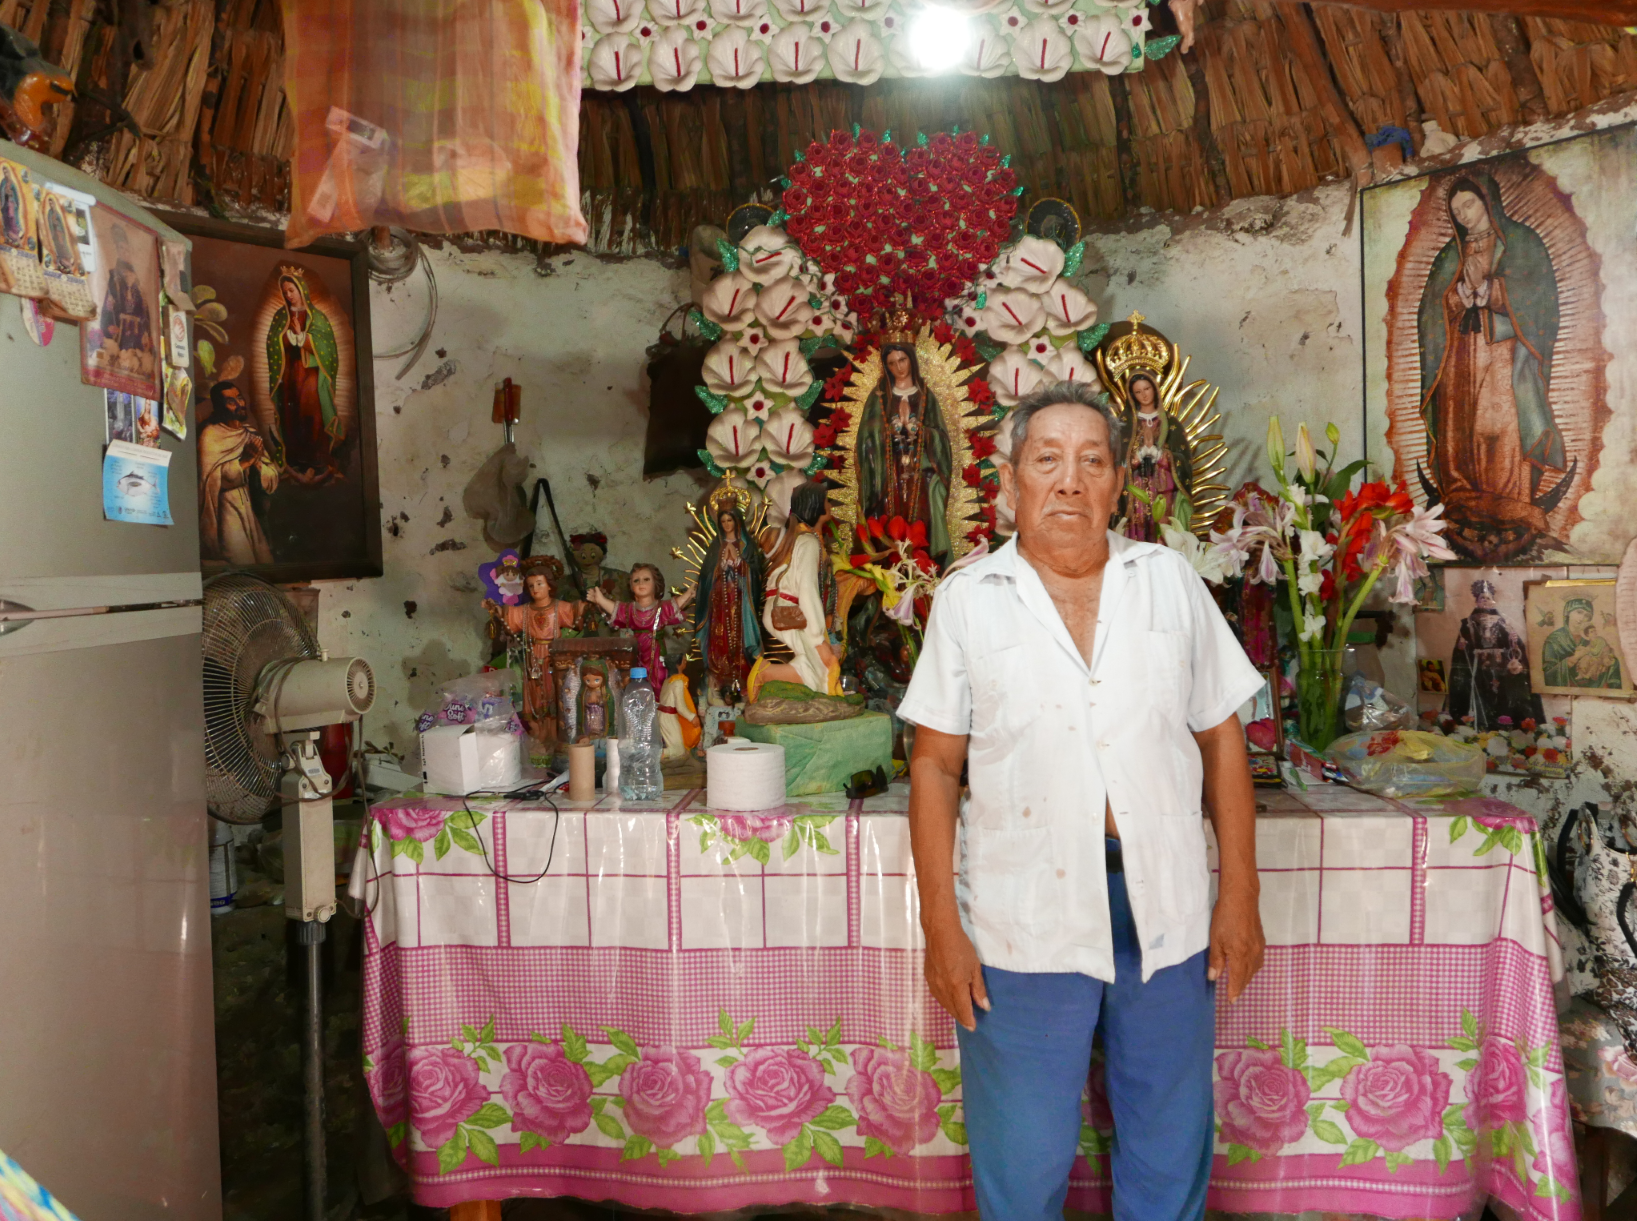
[1342,673,1415,733]
[416,670,522,732]
[281,0,587,248]
[1324,730,1486,799]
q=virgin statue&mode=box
[691,486,767,705]
[1095,312,1216,542]
[266,269,344,485]
[1418,174,1569,552]
[856,331,954,567]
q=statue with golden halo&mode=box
[671,481,769,705]
[1095,311,1229,541]
[828,302,982,569]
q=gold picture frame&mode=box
[1524,578,1634,699]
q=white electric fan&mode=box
[201,573,374,1221]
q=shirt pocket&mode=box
[1144,629,1190,722]
[964,826,1054,952]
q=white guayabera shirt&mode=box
[898,532,1263,983]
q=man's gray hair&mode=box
[1006,381,1123,461]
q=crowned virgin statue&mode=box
[1095,312,1218,542]
[855,306,955,566]
[689,484,768,705]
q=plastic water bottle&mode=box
[618,668,664,801]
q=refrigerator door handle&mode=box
[0,596,206,638]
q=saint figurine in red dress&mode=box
[585,563,696,689]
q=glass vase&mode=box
[1295,648,1346,752]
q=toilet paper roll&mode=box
[568,741,596,802]
[706,740,787,811]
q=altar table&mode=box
[356,783,1578,1219]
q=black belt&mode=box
[1105,843,1124,874]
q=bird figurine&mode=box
[0,25,74,146]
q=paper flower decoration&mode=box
[980,288,1047,344]
[707,26,766,85]
[988,347,1045,406]
[1074,15,1133,75]
[743,387,778,419]
[699,271,757,328]
[756,339,814,395]
[753,276,816,339]
[588,0,645,34]
[996,235,1065,293]
[706,408,763,469]
[1019,0,1074,14]
[746,456,779,487]
[961,17,1010,77]
[1027,334,1055,360]
[1044,343,1098,386]
[769,21,826,82]
[702,339,759,396]
[650,27,704,89]
[1012,15,1072,82]
[587,34,646,90]
[739,226,801,283]
[1042,280,1098,336]
[647,0,706,23]
[772,0,828,18]
[709,0,766,25]
[761,406,816,467]
[887,34,928,77]
[827,18,884,84]
[762,468,809,527]
[832,0,889,20]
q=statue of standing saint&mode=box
[855,306,954,566]
[690,485,767,705]
[485,556,581,750]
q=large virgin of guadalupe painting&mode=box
[166,216,380,581]
[1365,125,1637,565]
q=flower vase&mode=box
[1295,648,1346,753]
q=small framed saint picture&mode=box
[1525,579,1633,699]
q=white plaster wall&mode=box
[314,245,700,754]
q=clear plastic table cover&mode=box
[353,784,1578,1219]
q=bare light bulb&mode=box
[909,4,972,73]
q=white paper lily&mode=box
[648,0,706,23]
[996,235,1065,293]
[827,19,884,84]
[699,271,757,328]
[1073,14,1133,74]
[988,346,1046,406]
[959,17,1010,77]
[705,408,764,470]
[980,288,1047,345]
[761,406,816,468]
[1012,15,1072,82]
[753,277,816,339]
[1042,280,1098,336]
[768,21,825,83]
[762,468,809,527]
[755,339,814,395]
[739,227,801,283]
[650,27,703,90]
[1043,343,1097,387]
[588,0,645,34]
[771,0,828,20]
[831,0,889,20]
[707,26,766,86]
[586,34,646,90]
[709,0,766,26]
[702,340,758,397]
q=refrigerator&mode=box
[0,141,220,1219]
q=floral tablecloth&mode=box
[355,784,1578,1219]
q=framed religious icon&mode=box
[154,212,381,581]
[1362,123,1637,566]
[81,204,163,398]
[1525,578,1633,699]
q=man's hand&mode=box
[1208,886,1265,1005]
[924,919,990,1032]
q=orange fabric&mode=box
[280,0,587,249]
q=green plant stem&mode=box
[1333,561,1387,651]
[898,623,920,671]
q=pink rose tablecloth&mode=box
[356,783,1578,1218]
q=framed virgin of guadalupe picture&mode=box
[154,213,381,581]
[1362,124,1637,567]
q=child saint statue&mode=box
[584,563,696,690]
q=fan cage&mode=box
[202,574,321,823]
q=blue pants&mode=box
[956,850,1216,1221]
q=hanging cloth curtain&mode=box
[280,0,588,248]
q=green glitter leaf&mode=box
[1145,34,1181,60]
[1063,240,1085,278]
[695,386,730,415]
[1077,322,1111,355]
[716,238,740,273]
[697,449,724,477]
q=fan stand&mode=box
[282,733,337,1221]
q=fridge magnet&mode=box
[135,395,161,447]
[102,439,172,526]
[166,303,189,367]
[34,183,93,321]
[1364,123,1637,567]
[19,295,52,346]
[161,367,190,440]
[1416,565,1573,777]
[158,213,380,581]
[81,205,162,398]
[1526,578,1633,698]
[0,157,44,299]
[104,388,135,445]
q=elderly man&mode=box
[899,381,1266,1221]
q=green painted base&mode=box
[737,711,895,797]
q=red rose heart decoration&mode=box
[780,127,1016,324]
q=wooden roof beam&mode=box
[1322,1,1637,28]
